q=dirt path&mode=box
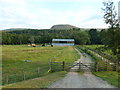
[48,48,116,88]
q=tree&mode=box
[102,1,118,28]
[73,31,90,45]
[28,36,35,44]
[88,29,102,44]
[102,0,120,61]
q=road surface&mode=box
[48,48,116,88]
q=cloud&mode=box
[0,0,117,30]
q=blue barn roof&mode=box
[52,39,74,41]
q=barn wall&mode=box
[52,43,74,46]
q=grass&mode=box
[84,45,115,58]
[2,45,79,85]
[75,45,99,62]
[93,71,120,87]
[2,71,67,88]
[78,71,84,75]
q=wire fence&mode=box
[2,66,49,85]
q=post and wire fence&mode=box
[2,66,49,85]
[3,59,119,85]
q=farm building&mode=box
[52,39,75,46]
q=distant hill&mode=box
[51,24,80,30]
[2,25,107,31]
[3,28,50,31]
[3,28,30,31]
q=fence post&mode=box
[38,67,40,74]
[104,62,106,71]
[94,62,97,72]
[49,59,52,72]
[115,62,118,71]
[79,61,81,71]
[107,61,108,71]
[23,73,26,80]
[63,61,65,71]
[6,75,9,84]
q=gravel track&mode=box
[48,48,116,88]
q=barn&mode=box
[52,39,75,46]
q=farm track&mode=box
[48,48,116,88]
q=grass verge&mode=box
[2,71,67,88]
[93,71,119,88]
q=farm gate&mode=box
[48,60,94,72]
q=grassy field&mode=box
[2,71,67,88]
[93,71,119,87]
[2,45,79,85]
[84,45,115,57]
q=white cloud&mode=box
[0,0,118,30]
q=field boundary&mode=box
[76,46,120,72]
[3,66,49,85]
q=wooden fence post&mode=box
[79,61,81,71]
[105,61,108,71]
[38,67,40,74]
[49,59,52,72]
[94,62,97,72]
[23,73,26,80]
[104,62,106,71]
[6,75,9,84]
[115,62,118,71]
[63,61,65,71]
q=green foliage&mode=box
[2,29,90,45]
[102,1,120,59]
[102,1,118,27]
[84,45,117,62]
[73,31,90,45]
[88,29,102,44]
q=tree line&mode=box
[2,28,108,45]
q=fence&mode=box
[2,66,49,85]
[49,60,95,72]
[93,61,120,72]
[76,46,120,72]
[48,61,73,72]
[85,47,117,62]
[86,49,120,72]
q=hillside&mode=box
[51,24,80,30]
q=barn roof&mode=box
[52,39,74,41]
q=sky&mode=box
[0,0,119,30]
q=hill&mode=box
[51,24,80,30]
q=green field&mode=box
[93,71,119,87]
[84,45,115,58]
[3,71,67,88]
[2,45,79,85]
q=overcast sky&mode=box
[0,0,119,30]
